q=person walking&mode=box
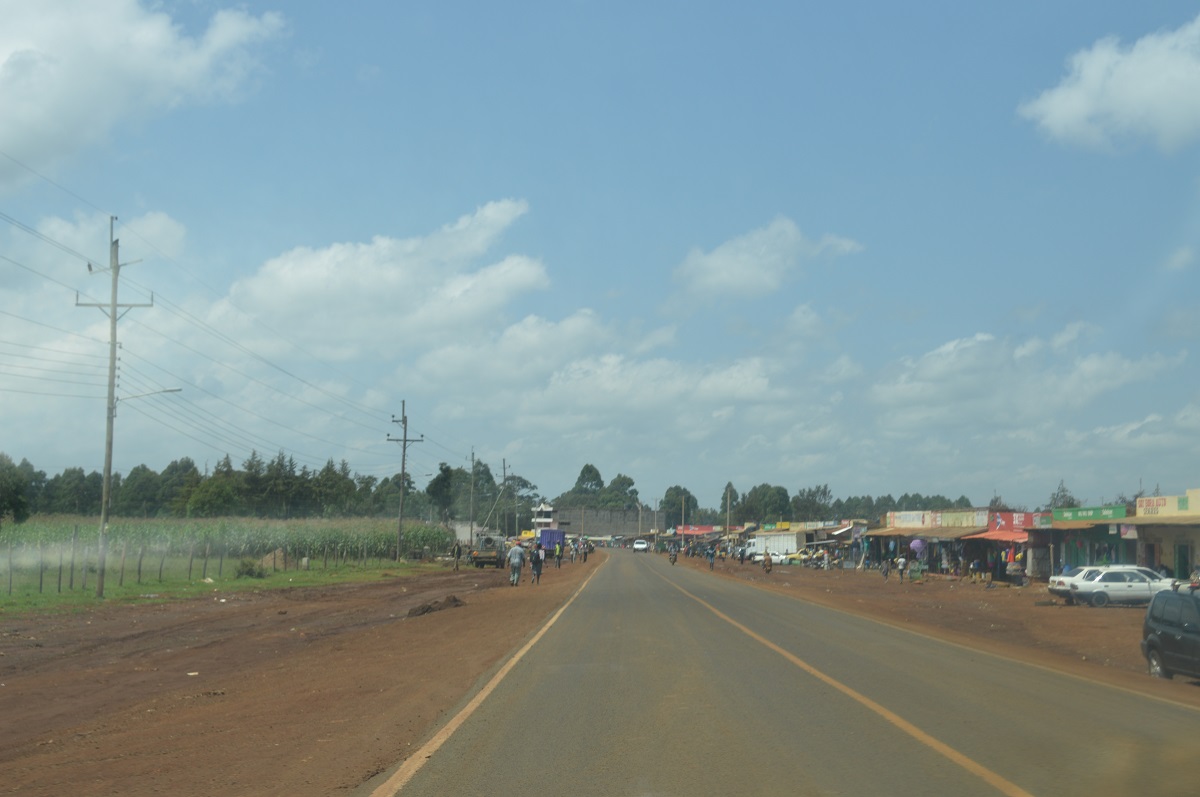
[896,554,908,584]
[451,540,462,572]
[881,556,891,582]
[507,543,526,586]
[706,546,716,571]
[531,543,545,585]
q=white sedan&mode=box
[1050,565,1167,605]
[1070,569,1176,607]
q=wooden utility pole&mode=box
[76,218,151,598]
[388,401,422,560]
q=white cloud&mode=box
[787,304,823,337]
[672,217,862,301]
[0,0,285,188]
[1051,321,1093,349]
[213,200,540,360]
[867,329,1181,437]
[1019,13,1200,151]
[1164,245,1194,271]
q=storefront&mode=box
[1051,505,1132,571]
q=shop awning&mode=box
[962,529,1028,543]
[863,527,912,537]
[920,526,987,541]
[828,524,855,536]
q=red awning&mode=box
[962,529,1028,543]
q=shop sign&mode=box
[1053,506,1127,522]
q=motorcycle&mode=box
[669,550,677,566]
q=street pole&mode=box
[388,400,422,561]
[76,218,151,598]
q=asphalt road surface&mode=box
[369,550,1199,797]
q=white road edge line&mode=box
[368,561,604,796]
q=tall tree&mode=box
[1046,479,1081,510]
[159,458,201,517]
[114,464,162,517]
[791,484,833,521]
[719,482,740,522]
[574,464,603,494]
[599,474,639,510]
[743,483,791,523]
[0,453,32,532]
[661,485,698,529]
[426,463,455,521]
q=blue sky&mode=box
[2,0,1199,513]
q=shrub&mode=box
[235,558,266,579]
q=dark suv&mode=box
[1141,584,1200,680]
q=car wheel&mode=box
[1091,592,1110,608]
[1147,649,1172,680]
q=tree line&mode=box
[3,449,1118,536]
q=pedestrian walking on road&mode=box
[451,540,462,572]
[507,543,526,586]
[881,557,890,582]
[531,544,545,585]
[554,542,563,568]
[897,554,907,584]
[706,546,716,570]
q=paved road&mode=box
[374,551,1199,796]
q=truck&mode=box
[537,528,566,555]
[468,532,506,569]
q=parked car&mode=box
[1050,565,1170,605]
[632,538,649,552]
[1070,568,1175,607]
[1142,585,1200,679]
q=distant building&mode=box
[532,502,556,534]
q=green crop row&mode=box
[0,515,456,612]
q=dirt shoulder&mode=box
[2,550,1197,797]
[1,557,592,797]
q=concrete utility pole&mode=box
[76,218,152,598]
[387,400,422,561]
[468,449,475,538]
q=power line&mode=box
[0,210,104,266]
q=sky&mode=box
[2,0,1199,514]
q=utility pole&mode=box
[387,400,422,561]
[726,484,732,534]
[76,217,151,598]
[468,449,475,539]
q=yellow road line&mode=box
[369,561,603,796]
[666,576,1037,797]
